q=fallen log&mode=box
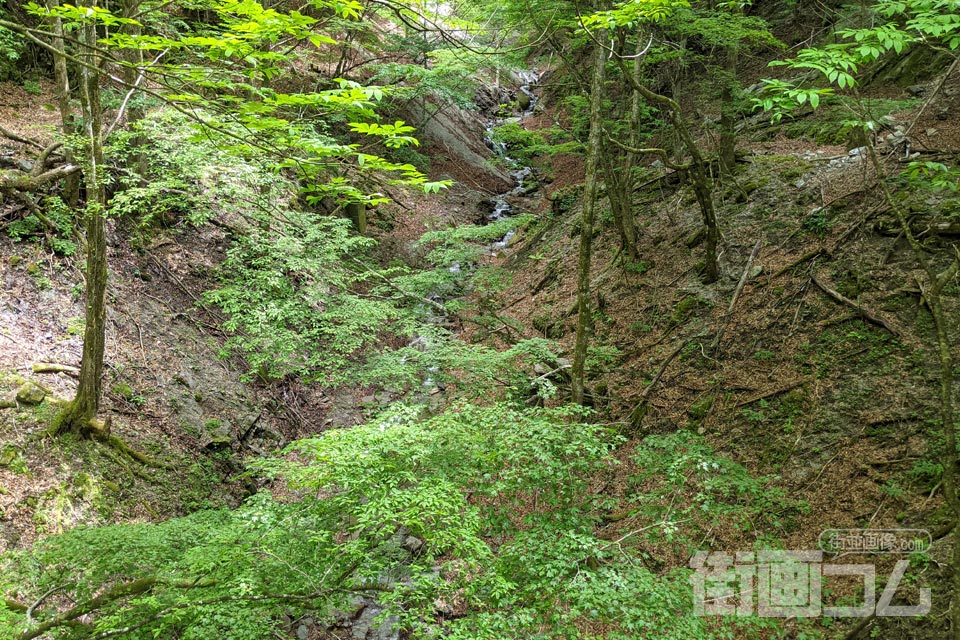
[0,164,80,191]
[875,220,960,237]
[33,362,80,376]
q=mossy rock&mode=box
[111,382,134,400]
[0,444,27,474]
[671,296,710,324]
[688,395,716,420]
[16,381,46,405]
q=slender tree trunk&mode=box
[688,157,720,283]
[718,45,738,177]
[934,299,960,640]
[622,75,720,283]
[610,40,645,262]
[49,0,79,206]
[571,37,606,406]
[120,0,147,177]
[56,7,108,437]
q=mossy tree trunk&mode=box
[865,143,959,638]
[56,6,109,438]
[605,40,644,262]
[718,44,739,178]
[48,0,79,207]
[120,0,148,178]
[628,81,720,283]
[571,36,606,406]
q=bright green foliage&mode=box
[369,48,512,111]
[26,0,447,202]
[666,5,779,50]
[6,196,77,256]
[105,111,271,228]
[490,122,554,164]
[758,0,960,118]
[629,431,802,540]
[0,14,25,81]
[581,0,690,28]
[203,209,402,384]
[2,401,777,638]
[904,160,960,190]
[0,403,611,639]
[753,80,834,121]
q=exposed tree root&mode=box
[32,362,80,376]
[48,413,169,469]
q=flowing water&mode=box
[482,69,542,253]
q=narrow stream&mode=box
[483,69,542,253]
[339,71,544,640]
[406,70,542,397]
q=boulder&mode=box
[16,381,46,405]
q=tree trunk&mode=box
[56,7,108,438]
[718,45,738,177]
[49,0,79,206]
[622,73,720,283]
[120,0,147,177]
[865,143,959,638]
[608,40,644,262]
[689,158,720,283]
[571,37,606,406]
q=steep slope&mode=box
[490,65,960,638]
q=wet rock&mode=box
[474,85,515,115]
[15,381,45,405]
[516,91,531,111]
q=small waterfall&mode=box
[483,68,541,254]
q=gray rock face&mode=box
[351,603,399,640]
[402,535,424,555]
[408,101,513,193]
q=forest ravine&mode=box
[1,1,959,639]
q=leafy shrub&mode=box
[0,22,25,81]
[6,196,77,256]
[629,431,802,537]
[490,122,550,164]
[2,403,785,639]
